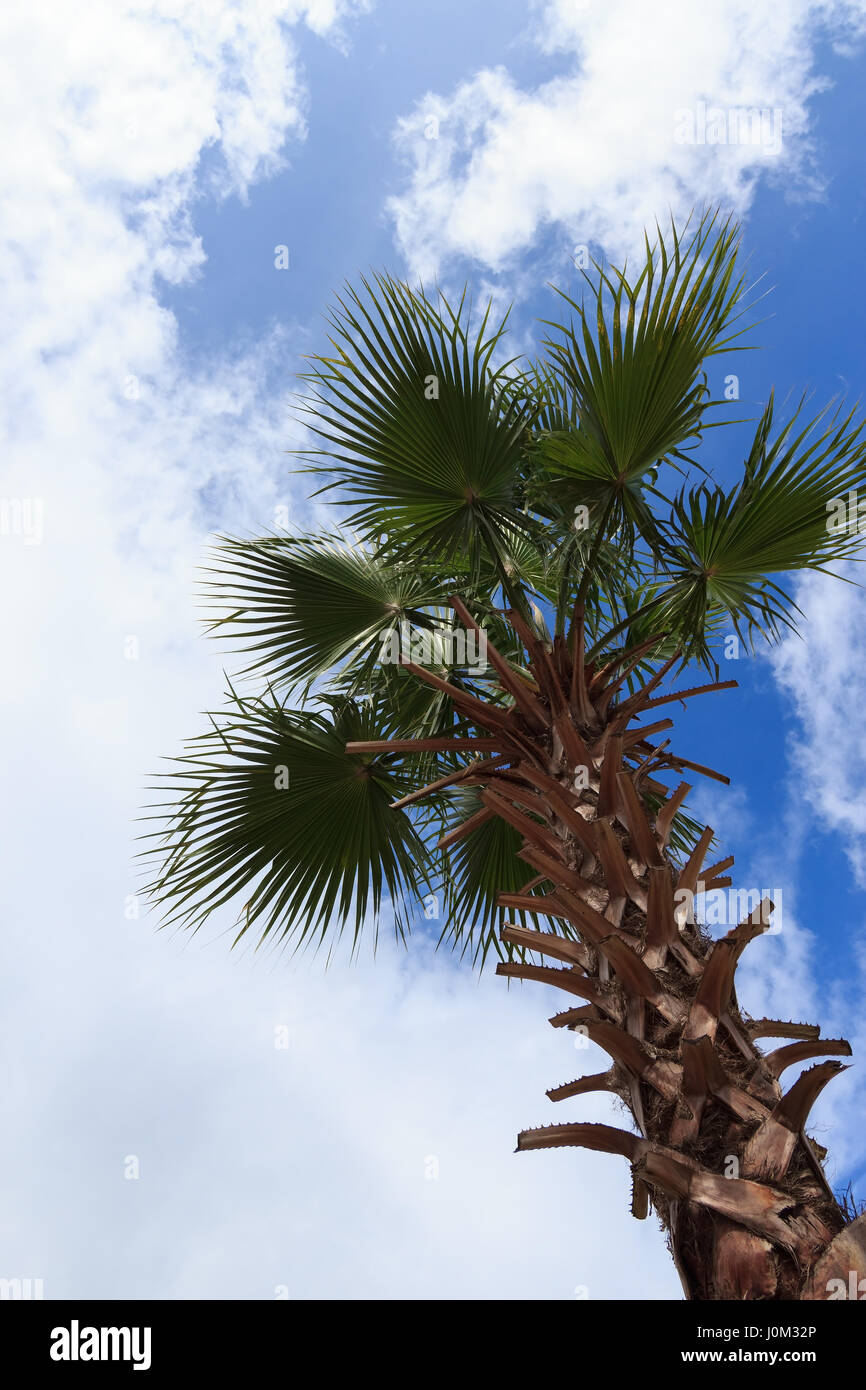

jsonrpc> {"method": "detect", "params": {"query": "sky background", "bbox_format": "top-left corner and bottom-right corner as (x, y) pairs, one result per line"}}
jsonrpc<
(3, 0), (866, 1300)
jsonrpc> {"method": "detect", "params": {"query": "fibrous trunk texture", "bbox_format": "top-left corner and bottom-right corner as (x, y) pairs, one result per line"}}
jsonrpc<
(349, 597), (864, 1300)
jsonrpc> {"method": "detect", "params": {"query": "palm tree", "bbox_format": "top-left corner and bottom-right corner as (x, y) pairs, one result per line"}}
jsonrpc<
(146, 212), (866, 1300)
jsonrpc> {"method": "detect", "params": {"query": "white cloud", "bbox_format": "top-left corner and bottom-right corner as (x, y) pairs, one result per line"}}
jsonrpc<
(769, 566), (866, 883)
(387, 0), (866, 278)
(0, 918), (678, 1296)
(0, 10), (351, 850)
(0, 0), (372, 710)
(819, 931), (866, 1180)
(723, 569), (866, 1189)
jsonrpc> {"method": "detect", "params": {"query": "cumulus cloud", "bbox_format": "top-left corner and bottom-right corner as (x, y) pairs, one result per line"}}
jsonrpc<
(670, 568), (866, 1186)
(716, 568), (866, 1189)
(387, 0), (866, 278)
(769, 566), (866, 883)
(0, 0), (376, 712)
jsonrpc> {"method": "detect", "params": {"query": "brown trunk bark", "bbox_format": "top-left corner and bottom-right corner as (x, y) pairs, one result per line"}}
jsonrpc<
(359, 600), (864, 1300)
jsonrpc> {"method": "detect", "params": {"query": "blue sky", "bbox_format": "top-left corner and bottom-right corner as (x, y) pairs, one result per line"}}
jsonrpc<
(3, 0), (866, 1301)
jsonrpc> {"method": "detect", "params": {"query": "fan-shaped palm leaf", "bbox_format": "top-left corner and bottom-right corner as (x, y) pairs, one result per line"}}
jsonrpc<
(533, 210), (753, 553)
(143, 694), (433, 952)
(200, 533), (456, 690)
(650, 393), (866, 657)
(297, 273), (534, 572)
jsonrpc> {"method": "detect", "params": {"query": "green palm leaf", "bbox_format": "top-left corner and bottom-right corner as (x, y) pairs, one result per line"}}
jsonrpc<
(651, 393), (866, 657)
(200, 533), (455, 690)
(438, 787), (558, 965)
(533, 210), (753, 550)
(297, 273), (534, 568)
(142, 694), (433, 952)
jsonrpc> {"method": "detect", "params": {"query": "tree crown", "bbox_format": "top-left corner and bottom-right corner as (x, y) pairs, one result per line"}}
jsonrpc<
(144, 212), (866, 961)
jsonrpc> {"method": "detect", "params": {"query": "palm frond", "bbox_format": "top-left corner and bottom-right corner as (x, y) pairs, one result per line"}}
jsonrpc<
(199, 533), (455, 690)
(533, 209), (753, 553)
(297, 273), (534, 567)
(652, 393), (866, 658)
(142, 694), (433, 953)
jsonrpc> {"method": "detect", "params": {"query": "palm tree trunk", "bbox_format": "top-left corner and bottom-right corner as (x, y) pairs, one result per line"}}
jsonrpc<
(362, 600), (864, 1300)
